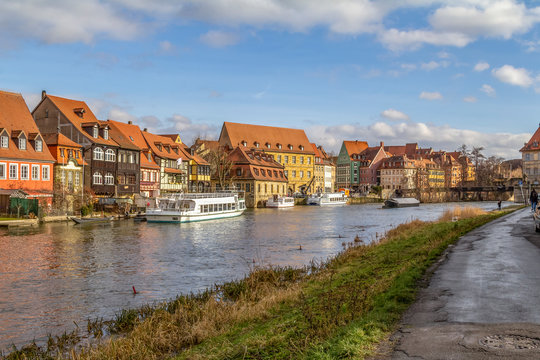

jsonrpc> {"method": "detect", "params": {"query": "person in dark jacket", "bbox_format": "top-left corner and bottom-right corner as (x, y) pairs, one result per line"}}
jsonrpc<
(530, 189), (538, 211)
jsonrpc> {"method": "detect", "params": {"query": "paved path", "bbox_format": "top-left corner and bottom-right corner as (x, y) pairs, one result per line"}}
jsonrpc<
(385, 208), (540, 359)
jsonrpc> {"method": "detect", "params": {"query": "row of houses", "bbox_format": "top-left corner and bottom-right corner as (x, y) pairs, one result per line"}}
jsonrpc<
(0, 88), (477, 212)
(0, 90), (213, 213)
(336, 140), (475, 194)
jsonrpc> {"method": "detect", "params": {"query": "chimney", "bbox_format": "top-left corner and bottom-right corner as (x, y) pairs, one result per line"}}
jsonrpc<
(41, 90), (46, 99)
(128, 121), (132, 125)
(143, 128), (147, 132)
(380, 141), (384, 147)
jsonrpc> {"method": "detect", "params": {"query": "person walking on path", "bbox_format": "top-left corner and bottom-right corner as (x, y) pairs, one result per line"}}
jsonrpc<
(530, 189), (538, 211)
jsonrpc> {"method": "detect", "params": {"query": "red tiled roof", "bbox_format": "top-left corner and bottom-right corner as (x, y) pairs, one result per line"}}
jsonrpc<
(521, 127), (540, 152)
(45, 95), (117, 147)
(142, 131), (191, 161)
(228, 147), (287, 182)
(0, 91), (55, 162)
(106, 120), (141, 151)
(41, 133), (81, 148)
(343, 140), (369, 159)
(220, 122), (314, 154)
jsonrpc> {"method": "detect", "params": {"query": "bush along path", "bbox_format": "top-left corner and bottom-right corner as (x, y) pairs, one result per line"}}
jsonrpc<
(5, 206), (518, 360)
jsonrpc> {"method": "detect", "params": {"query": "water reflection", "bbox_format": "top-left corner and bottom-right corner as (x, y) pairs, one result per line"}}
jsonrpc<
(0, 201), (508, 350)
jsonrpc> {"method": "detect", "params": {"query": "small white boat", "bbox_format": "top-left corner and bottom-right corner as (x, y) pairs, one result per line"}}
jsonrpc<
(383, 197), (420, 208)
(70, 216), (115, 224)
(145, 192), (246, 223)
(266, 195), (295, 208)
(307, 192), (348, 206)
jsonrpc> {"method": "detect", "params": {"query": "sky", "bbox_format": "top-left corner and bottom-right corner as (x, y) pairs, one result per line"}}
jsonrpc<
(1, 0), (540, 159)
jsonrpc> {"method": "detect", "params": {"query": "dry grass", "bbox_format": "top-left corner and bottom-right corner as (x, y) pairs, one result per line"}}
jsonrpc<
(439, 206), (488, 222)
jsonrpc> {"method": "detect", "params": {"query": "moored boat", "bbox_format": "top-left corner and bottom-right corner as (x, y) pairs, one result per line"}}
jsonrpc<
(307, 192), (348, 206)
(70, 216), (115, 224)
(266, 195), (295, 208)
(145, 192), (246, 223)
(383, 197), (420, 208)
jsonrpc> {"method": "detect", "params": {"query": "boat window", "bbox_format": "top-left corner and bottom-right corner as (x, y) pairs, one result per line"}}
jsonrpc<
(218, 204), (223, 211)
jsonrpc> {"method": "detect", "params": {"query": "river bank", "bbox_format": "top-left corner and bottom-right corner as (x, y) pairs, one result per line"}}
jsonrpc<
(4, 205), (520, 359)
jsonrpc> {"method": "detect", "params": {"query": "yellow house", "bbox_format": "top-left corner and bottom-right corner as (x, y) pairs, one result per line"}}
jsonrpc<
(218, 122), (315, 194)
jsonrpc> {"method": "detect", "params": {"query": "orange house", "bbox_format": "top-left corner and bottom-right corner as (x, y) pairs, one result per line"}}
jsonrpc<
(0, 91), (55, 212)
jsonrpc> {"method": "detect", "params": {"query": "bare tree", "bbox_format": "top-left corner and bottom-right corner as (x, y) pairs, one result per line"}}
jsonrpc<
(470, 146), (485, 185)
(206, 146), (235, 189)
(456, 144), (470, 187)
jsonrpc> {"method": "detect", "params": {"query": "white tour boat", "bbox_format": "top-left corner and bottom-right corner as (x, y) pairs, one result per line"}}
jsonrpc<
(145, 192), (246, 223)
(266, 195), (295, 208)
(307, 192), (348, 206)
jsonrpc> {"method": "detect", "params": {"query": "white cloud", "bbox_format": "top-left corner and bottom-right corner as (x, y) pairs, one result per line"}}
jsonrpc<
(401, 63), (417, 71)
(474, 61), (490, 71)
(463, 96), (477, 103)
(421, 61), (441, 71)
(438, 51), (450, 58)
(429, 1), (539, 40)
(0, 0), (139, 44)
(419, 91), (443, 100)
(307, 121), (530, 159)
(481, 84), (496, 96)
(200, 30), (240, 48)
(159, 40), (176, 54)
(492, 64), (533, 87)
(381, 109), (410, 121)
(378, 28), (473, 51)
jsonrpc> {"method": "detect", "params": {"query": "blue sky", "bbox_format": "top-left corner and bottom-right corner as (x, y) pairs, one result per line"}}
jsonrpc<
(1, 1), (540, 158)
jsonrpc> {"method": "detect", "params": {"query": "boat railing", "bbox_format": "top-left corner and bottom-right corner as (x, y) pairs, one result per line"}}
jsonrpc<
(157, 191), (245, 201)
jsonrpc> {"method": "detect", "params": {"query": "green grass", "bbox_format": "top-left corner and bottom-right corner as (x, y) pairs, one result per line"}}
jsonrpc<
(175, 211), (511, 359)
(4, 207), (517, 360)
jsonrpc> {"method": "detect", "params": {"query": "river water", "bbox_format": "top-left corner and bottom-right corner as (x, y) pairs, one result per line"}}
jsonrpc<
(0, 201), (508, 350)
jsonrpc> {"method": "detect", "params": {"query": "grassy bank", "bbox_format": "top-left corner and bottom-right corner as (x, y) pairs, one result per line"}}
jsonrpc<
(6, 206), (519, 360)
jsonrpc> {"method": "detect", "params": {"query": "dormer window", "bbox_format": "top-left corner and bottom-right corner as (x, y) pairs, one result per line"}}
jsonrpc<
(254, 142), (259, 148)
(288, 144), (293, 150)
(74, 108), (85, 118)
(129, 136), (134, 141)
(265, 142), (271, 149)
(1, 134), (8, 148)
(277, 143), (282, 149)
(93, 126), (98, 138)
(299, 145), (304, 151)
(103, 128), (109, 140)
(242, 140), (247, 147)
(19, 136), (26, 150)
(35, 139), (42, 152)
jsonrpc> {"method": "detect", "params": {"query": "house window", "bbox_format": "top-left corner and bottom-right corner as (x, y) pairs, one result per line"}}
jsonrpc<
(0, 163), (6, 179)
(292, 170), (296, 178)
(307, 157), (311, 164)
(300, 145), (304, 151)
(242, 141), (247, 147)
(266, 143), (271, 149)
(19, 137), (26, 150)
(42, 165), (50, 181)
(35, 139), (42, 152)
(284, 156), (288, 164)
(68, 149), (73, 158)
(60, 148), (65, 158)
(277, 155), (282, 163)
(277, 144), (282, 149)
(284, 170), (288, 177)
(75, 172), (80, 186)
(105, 172), (114, 185)
(93, 147), (104, 160)
(31, 165), (39, 180)
(300, 157), (304, 164)
(93, 172), (103, 185)
(236, 169), (242, 176)
(292, 156), (296, 164)
(103, 128), (109, 140)
(300, 170), (304, 178)
(0, 135), (8, 148)
(307, 171), (311, 178)
(9, 164), (17, 180)
(288, 144), (293, 150)
(128, 153), (134, 163)
(105, 149), (116, 162)
(75, 150), (80, 159)
(93, 126), (98, 138)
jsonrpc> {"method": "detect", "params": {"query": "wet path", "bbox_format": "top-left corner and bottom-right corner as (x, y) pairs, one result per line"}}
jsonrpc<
(389, 208), (540, 359)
